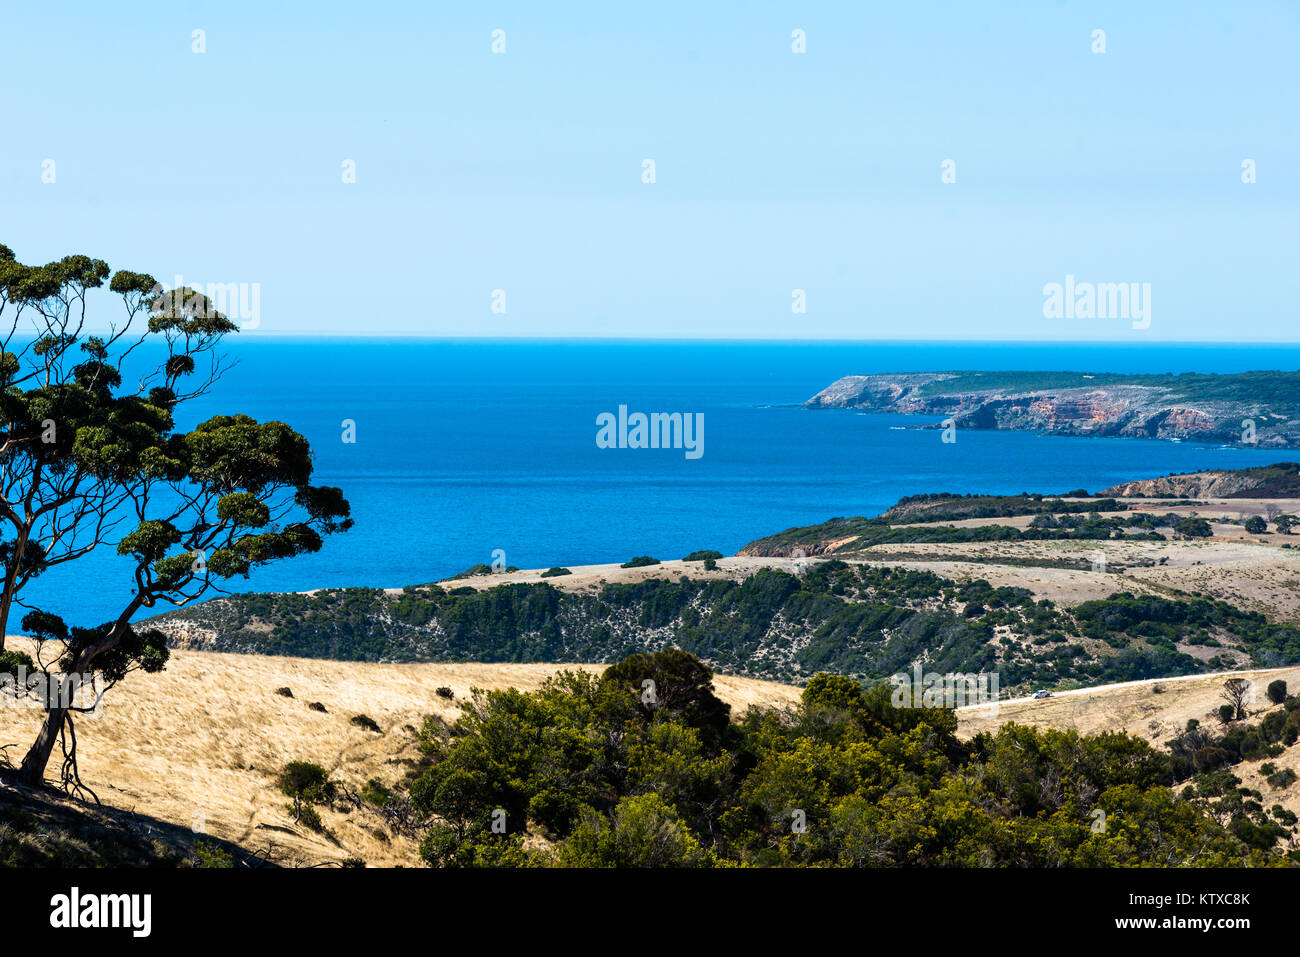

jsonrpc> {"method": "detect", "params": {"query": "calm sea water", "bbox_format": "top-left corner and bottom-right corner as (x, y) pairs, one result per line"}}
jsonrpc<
(23, 338), (1300, 627)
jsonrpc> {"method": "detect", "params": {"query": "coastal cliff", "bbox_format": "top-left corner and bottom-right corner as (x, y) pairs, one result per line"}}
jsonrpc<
(804, 370), (1300, 447)
(1098, 462), (1300, 498)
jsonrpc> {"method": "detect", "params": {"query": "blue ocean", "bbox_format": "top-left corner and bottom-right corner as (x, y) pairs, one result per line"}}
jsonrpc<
(28, 339), (1300, 627)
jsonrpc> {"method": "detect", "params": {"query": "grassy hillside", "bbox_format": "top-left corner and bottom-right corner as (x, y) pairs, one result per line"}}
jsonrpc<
(0, 640), (800, 867)
(0, 783), (266, 868)
(147, 560), (1300, 692)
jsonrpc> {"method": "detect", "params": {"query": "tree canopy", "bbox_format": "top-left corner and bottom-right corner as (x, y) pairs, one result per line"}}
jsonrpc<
(0, 242), (351, 790)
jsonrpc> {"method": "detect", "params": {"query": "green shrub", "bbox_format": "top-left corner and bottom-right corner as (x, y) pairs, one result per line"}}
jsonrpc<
(541, 567), (572, 578)
(1175, 517), (1213, 538)
(192, 841), (234, 868)
(361, 778), (393, 806)
(350, 714), (381, 733)
(529, 788), (584, 838)
(291, 804), (324, 832)
(1267, 679), (1288, 704)
(0, 650), (35, 677)
(277, 761), (337, 817)
(1266, 768), (1297, 790)
(621, 556), (661, 568)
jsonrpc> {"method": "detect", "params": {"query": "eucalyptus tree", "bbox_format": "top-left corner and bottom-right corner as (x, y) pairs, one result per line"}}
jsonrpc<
(0, 243), (351, 789)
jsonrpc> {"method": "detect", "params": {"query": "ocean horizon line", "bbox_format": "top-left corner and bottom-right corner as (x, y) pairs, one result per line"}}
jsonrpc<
(82, 333), (1300, 349)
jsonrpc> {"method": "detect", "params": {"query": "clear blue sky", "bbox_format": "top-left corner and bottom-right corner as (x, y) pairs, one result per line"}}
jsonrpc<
(1, 1), (1296, 340)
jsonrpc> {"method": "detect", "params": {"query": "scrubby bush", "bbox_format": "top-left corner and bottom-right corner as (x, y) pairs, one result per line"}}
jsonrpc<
(1266, 768), (1297, 790)
(278, 761), (336, 830)
(294, 805), (324, 832)
(192, 841), (234, 868)
(540, 567), (572, 578)
(275, 686), (294, 698)
(620, 556), (661, 568)
(683, 550), (723, 562)
(396, 649), (1289, 868)
(361, 778), (393, 806)
(351, 714), (381, 732)
(1267, 679), (1288, 704)
(308, 701), (327, 713)
(1175, 517), (1213, 538)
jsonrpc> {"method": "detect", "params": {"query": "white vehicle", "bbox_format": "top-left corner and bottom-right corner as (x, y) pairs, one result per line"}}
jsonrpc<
(1032, 690), (1052, 699)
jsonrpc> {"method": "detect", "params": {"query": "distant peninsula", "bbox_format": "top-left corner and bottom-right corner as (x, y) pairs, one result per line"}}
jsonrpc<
(803, 370), (1300, 447)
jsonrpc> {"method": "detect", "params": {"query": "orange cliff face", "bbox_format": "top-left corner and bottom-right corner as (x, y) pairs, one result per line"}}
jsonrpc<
(1026, 392), (1130, 429)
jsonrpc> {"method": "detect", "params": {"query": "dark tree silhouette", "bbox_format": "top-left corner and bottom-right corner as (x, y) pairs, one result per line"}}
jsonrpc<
(0, 243), (351, 790)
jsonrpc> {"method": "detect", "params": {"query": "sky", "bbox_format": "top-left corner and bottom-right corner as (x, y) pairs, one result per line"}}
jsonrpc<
(0, 1), (1296, 340)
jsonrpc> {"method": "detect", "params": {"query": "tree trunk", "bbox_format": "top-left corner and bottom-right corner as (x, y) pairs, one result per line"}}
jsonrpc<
(14, 594), (142, 788)
(16, 705), (64, 787)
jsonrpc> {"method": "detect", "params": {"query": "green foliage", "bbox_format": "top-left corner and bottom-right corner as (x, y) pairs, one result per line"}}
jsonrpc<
(277, 761), (336, 808)
(620, 556), (661, 568)
(1267, 768), (1297, 790)
(150, 563), (1300, 691)
(400, 650), (1281, 868)
(292, 804), (324, 832)
(1175, 517), (1213, 538)
(550, 794), (714, 867)
(0, 241), (353, 786)
(600, 648), (732, 751)
(683, 550), (724, 561)
(540, 567), (572, 578)
(0, 649), (34, 677)
(361, 778), (393, 806)
(192, 841), (235, 868)
(1267, 679), (1288, 704)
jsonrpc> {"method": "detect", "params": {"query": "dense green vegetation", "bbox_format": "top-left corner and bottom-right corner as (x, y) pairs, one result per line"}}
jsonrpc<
(395, 649), (1290, 868)
(913, 370), (1300, 410)
(743, 509), (1215, 555)
(150, 561), (1300, 690)
(883, 492), (1127, 523)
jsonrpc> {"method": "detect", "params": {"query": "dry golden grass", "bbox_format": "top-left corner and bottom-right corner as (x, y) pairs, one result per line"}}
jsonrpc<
(959, 666), (1300, 819)
(0, 638), (802, 867)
